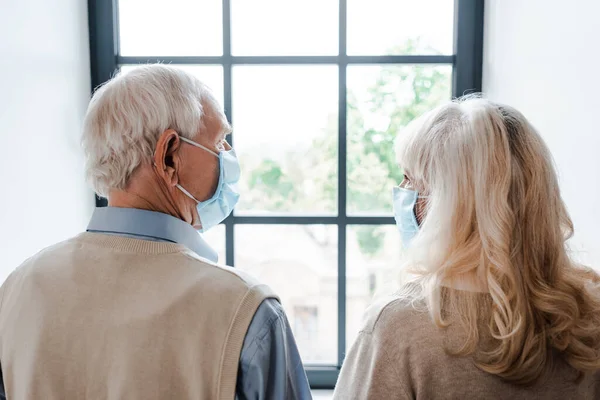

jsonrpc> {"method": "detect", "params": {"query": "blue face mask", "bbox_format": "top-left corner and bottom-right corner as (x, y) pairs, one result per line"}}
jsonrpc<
(392, 186), (428, 247)
(176, 137), (240, 233)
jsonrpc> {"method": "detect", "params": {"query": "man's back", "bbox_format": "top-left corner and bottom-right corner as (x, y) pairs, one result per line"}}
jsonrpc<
(0, 233), (274, 400)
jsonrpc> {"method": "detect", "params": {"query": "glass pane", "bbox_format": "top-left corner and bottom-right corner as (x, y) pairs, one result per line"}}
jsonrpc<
(346, 65), (452, 215)
(347, 0), (454, 55)
(233, 66), (338, 215)
(235, 225), (338, 364)
(202, 224), (226, 264)
(119, 65), (224, 106)
(346, 225), (402, 349)
(231, 0), (338, 55)
(118, 0), (222, 56)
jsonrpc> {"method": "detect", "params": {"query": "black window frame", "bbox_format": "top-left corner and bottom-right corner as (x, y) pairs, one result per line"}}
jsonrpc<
(87, 0), (484, 389)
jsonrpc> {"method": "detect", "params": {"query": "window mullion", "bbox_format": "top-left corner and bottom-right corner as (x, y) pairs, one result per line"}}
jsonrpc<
(223, 0), (235, 267)
(337, 0), (348, 368)
(452, 0), (484, 97)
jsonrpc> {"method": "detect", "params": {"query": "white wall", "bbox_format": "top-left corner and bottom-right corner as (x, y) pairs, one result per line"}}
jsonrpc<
(483, 0), (600, 268)
(0, 0), (94, 281)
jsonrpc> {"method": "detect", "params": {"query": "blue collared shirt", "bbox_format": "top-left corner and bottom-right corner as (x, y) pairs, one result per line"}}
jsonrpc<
(87, 207), (312, 400)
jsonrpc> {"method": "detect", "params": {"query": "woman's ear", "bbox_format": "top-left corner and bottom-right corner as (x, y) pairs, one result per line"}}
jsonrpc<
(154, 129), (181, 187)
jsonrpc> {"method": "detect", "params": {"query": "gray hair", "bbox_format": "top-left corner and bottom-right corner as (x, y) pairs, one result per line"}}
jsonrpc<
(81, 64), (221, 197)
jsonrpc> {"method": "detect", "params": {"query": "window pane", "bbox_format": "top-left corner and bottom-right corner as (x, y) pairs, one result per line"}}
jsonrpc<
(235, 225), (338, 364)
(202, 224), (226, 264)
(231, 0), (338, 55)
(233, 66), (338, 215)
(118, 0), (222, 56)
(346, 225), (401, 349)
(346, 65), (452, 215)
(347, 0), (454, 55)
(119, 65), (224, 106)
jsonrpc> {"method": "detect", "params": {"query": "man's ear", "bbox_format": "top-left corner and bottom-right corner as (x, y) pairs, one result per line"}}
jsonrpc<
(154, 129), (181, 187)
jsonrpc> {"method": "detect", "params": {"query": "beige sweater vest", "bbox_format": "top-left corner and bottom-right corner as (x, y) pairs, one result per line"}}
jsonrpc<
(0, 233), (276, 400)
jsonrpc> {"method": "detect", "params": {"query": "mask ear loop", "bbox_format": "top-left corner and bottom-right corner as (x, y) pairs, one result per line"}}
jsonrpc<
(151, 160), (195, 201)
(165, 137), (221, 204)
(179, 136), (219, 157)
(176, 184), (200, 203)
(414, 193), (430, 228)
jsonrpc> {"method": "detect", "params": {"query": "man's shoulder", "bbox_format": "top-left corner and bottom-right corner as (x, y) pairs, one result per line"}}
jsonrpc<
(179, 250), (275, 297)
(8, 234), (84, 275)
(0, 235), (88, 301)
(11, 234), (276, 300)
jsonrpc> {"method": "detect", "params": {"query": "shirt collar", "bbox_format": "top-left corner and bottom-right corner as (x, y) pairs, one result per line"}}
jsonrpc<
(86, 207), (218, 263)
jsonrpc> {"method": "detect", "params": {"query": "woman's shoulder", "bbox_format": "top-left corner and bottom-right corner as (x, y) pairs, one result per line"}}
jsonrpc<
(360, 293), (432, 338)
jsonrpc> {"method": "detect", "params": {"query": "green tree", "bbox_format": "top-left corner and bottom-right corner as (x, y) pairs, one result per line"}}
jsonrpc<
(243, 39), (451, 256)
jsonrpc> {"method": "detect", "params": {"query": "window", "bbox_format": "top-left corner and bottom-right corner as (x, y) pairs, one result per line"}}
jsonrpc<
(294, 306), (320, 361)
(89, 0), (483, 387)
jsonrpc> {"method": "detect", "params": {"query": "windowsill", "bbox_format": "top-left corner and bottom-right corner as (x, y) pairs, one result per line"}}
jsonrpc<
(312, 389), (334, 400)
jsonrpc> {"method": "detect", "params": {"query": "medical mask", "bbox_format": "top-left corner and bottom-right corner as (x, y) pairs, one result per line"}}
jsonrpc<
(392, 186), (428, 247)
(176, 137), (240, 233)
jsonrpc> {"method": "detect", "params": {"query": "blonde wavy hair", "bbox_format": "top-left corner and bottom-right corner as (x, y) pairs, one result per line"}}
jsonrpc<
(395, 95), (600, 385)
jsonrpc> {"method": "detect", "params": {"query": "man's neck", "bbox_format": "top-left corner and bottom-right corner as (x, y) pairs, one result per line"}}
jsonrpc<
(107, 166), (193, 225)
(108, 191), (162, 211)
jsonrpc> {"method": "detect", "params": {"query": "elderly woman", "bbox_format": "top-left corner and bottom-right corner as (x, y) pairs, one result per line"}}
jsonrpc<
(0, 65), (310, 399)
(334, 97), (600, 399)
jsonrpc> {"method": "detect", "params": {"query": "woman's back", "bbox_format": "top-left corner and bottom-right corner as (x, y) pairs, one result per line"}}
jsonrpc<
(334, 293), (600, 400)
(334, 97), (600, 398)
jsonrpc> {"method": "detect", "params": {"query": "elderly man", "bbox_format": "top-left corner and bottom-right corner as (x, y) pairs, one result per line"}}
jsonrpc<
(0, 65), (311, 399)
